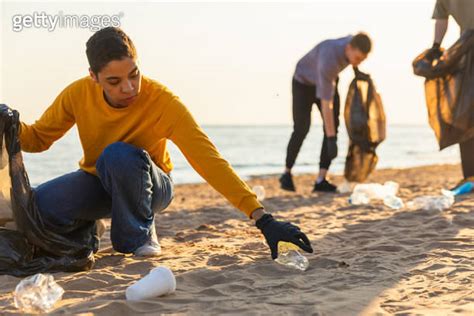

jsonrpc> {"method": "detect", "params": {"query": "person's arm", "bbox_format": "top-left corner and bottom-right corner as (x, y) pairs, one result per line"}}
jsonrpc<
(317, 58), (339, 160)
(434, 19), (448, 45)
(168, 99), (312, 258)
(320, 98), (338, 160)
(168, 100), (263, 218)
(316, 51), (338, 137)
(19, 85), (75, 152)
(321, 99), (336, 137)
(432, 0), (449, 46)
(250, 207), (265, 221)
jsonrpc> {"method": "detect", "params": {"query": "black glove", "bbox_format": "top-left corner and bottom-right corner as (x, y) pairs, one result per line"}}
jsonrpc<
(327, 136), (338, 160)
(0, 104), (15, 129)
(426, 43), (442, 61)
(256, 213), (313, 259)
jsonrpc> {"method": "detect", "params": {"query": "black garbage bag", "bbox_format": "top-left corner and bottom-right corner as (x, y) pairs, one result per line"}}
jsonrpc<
(413, 30), (474, 150)
(344, 68), (386, 182)
(0, 110), (97, 276)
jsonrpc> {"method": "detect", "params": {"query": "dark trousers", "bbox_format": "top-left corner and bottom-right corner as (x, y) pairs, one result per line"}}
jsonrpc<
(460, 137), (474, 178)
(285, 78), (340, 170)
(34, 142), (173, 254)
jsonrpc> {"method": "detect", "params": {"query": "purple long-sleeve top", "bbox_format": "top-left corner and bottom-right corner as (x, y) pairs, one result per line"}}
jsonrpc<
(294, 35), (352, 101)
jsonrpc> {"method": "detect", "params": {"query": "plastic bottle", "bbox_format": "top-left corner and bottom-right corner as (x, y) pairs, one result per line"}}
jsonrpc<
(14, 273), (64, 313)
(407, 195), (454, 211)
(349, 192), (370, 205)
(337, 181), (353, 193)
(383, 195), (404, 209)
(252, 185), (265, 201)
(349, 181), (402, 209)
(382, 181), (400, 197)
(274, 242), (309, 271)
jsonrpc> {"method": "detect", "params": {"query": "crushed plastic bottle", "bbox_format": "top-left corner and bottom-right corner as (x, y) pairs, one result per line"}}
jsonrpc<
(407, 195), (454, 211)
(383, 195), (404, 209)
(14, 273), (64, 313)
(274, 241), (309, 271)
(349, 181), (402, 209)
(349, 191), (370, 205)
(337, 181), (353, 193)
(252, 185), (265, 201)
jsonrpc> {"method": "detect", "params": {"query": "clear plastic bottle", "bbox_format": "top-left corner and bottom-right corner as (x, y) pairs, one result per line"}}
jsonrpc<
(350, 181), (403, 209)
(383, 195), (404, 209)
(407, 195), (454, 211)
(14, 273), (64, 313)
(274, 242), (309, 271)
(337, 181), (353, 193)
(349, 192), (370, 205)
(252, 185), (266, 201)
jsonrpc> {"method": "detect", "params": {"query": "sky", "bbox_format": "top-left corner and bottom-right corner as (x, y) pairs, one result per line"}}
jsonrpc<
(0, 0), (461, 125)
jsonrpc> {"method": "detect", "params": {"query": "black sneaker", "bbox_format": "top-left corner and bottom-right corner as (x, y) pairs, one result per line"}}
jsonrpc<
(279, 172), (296, 192)
(312, 179), (337, 193)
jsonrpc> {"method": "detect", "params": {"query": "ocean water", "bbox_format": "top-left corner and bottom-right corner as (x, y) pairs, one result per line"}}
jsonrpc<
(23, 125), (460, 187)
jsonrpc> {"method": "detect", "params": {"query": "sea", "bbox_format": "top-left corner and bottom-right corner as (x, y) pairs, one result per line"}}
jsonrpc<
(23, 125), (460, 187)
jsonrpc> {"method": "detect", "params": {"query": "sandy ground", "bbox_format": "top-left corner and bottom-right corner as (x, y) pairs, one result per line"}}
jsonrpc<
(0, 164), (473, 315)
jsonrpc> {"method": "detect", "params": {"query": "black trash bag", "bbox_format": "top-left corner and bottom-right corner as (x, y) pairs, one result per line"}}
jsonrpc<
(0, 110), (97, 277)
(344, 143), (378, 183)
(344, 68), (386, 182)
(413, 30), (474, 150)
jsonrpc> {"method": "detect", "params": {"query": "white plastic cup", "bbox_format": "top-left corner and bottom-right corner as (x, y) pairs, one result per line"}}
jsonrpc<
(125, 266), (176, 300)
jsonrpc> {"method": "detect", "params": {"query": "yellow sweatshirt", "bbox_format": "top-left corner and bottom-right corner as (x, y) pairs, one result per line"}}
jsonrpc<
(19, 76), (262, 217)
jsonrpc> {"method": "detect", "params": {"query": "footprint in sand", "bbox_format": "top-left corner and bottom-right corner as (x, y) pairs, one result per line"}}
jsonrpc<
(206, 254), (240, 266)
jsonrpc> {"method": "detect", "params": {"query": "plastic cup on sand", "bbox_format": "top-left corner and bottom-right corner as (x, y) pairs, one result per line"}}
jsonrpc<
(125, 266), (176, 300)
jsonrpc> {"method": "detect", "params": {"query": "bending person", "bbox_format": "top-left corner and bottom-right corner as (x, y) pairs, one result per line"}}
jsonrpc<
(0, 27), (312, 261)
(280, 33), (371, 193)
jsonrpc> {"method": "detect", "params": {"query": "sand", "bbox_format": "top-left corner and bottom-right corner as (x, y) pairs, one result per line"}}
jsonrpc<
(0, 164), (472, 315)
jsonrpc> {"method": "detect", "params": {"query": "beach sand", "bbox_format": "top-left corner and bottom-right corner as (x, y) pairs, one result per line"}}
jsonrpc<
(0, 164), (472, 315)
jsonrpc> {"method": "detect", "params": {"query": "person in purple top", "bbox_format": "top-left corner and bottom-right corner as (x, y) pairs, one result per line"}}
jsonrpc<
(280, 33), (372, 192)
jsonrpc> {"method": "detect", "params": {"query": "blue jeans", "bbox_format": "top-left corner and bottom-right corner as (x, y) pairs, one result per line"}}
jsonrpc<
(34, 142), (173, 254)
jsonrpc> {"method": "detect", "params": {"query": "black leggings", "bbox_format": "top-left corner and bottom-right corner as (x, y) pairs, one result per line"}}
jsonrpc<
(285, 78), (340, 170)
(460, 137), (474, 178)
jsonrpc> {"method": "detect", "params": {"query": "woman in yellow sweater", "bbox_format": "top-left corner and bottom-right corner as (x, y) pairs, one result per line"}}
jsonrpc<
(1, 27), (312, 259)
